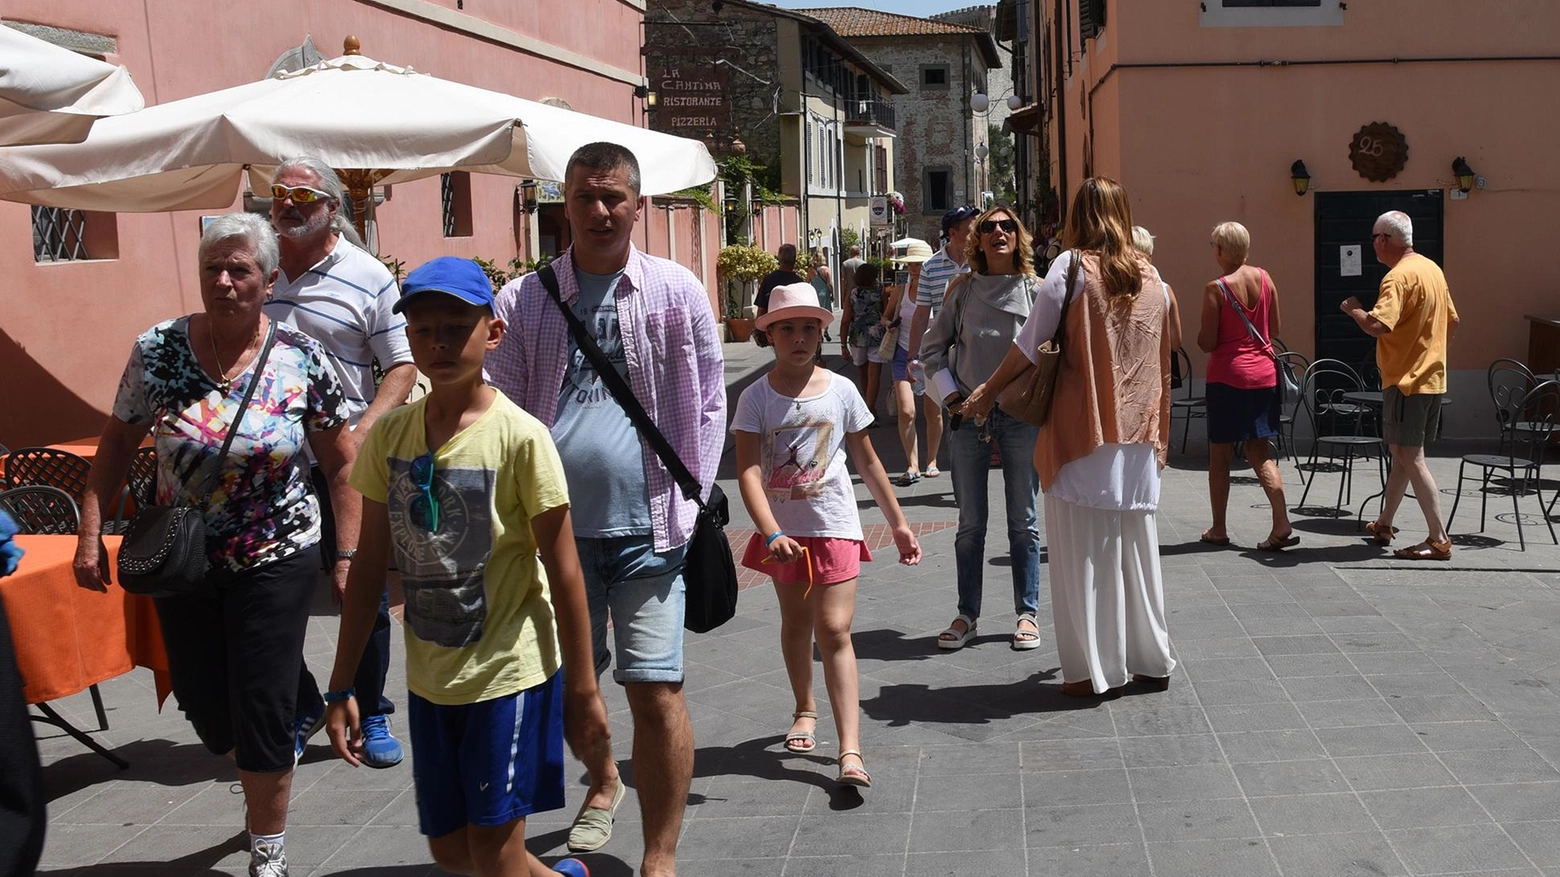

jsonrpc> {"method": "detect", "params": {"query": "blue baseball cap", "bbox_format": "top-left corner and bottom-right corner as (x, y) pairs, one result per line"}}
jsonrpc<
(941, 205), (979, 236)
(393, 257), (495, 314)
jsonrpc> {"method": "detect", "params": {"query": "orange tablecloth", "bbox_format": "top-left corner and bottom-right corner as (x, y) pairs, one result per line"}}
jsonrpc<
(2, 534), (170, 706)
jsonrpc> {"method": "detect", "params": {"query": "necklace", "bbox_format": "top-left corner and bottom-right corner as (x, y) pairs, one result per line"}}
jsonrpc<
(772, 368), (814, 411)
(210, 317), (261, 394)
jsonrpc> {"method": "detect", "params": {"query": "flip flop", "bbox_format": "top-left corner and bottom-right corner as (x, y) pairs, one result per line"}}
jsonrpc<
(1394, 539), (1452, 561)
(1257, 533), (1301, 552)
(937, 614), (976, 650)
(924, 466), (941, 478)
(784, 710), (818, 753)
(1199, 533), (1231, 547)
(896, 470), (921, 486)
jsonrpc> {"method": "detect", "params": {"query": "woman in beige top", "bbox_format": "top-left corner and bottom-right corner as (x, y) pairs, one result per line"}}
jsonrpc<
(965, 178), (1176, 697)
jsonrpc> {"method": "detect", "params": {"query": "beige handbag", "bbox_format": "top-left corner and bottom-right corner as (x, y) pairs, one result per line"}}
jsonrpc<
(874, 321), (901, 361)
(997, 252), (1080, 427)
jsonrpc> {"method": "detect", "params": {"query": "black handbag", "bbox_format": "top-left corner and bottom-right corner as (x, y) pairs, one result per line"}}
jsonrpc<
(537, 266), (738, 633)
(118, 320), (276, 598)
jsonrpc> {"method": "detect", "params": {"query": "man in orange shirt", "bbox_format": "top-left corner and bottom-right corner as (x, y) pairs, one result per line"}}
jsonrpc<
(1341, 210), (1460, 560)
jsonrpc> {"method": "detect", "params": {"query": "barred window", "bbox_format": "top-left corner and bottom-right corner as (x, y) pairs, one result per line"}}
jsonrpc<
(31, 206), (121, 262)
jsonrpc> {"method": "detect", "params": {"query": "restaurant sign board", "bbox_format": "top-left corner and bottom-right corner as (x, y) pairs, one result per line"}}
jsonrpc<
(651, 65), (730, 136)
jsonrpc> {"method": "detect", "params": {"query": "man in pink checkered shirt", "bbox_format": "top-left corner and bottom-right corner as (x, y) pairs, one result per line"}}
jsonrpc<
(487, 142), (724, 877)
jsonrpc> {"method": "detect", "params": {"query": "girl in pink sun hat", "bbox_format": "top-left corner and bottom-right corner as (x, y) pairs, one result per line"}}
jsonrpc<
(732, 282), (922, 790)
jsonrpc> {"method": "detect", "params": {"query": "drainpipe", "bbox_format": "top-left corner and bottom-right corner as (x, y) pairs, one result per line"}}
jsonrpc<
(962, 40), (973, 208)
(1053, 0), (1068, 222)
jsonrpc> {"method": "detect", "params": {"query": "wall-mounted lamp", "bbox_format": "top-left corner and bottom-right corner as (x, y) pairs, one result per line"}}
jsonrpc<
(1451, 156), (1476, 194)
(633, 84), (658, 109)
(723, 193), (739, 213)
(971, 92), (990, 114)
(1290, 160), (1311, 197)
(975, 143), (990, 161)
(519, 179), (538, 214)
(751, 201), (765, 215)
(1006, 94), (1024, 111)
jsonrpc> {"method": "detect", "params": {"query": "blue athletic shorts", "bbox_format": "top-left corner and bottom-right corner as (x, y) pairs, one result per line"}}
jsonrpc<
(407, 672), (566, 838)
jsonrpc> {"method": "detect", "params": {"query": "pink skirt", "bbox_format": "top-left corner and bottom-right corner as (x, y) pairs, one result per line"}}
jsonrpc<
(741, 534), (873, 587)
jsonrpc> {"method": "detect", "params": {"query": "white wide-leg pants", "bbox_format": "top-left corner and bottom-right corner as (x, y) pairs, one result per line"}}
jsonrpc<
(1045, 494), (1176, 694)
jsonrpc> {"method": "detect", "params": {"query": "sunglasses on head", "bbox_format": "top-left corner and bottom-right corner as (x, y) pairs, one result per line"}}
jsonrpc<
(978, 218), (1019, 235)
(408, 453), (440, 533)
(270, 184), (332, 204)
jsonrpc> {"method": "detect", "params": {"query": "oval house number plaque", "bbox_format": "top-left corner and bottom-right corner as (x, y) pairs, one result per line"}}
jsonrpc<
(1349, 122), (1408, 183)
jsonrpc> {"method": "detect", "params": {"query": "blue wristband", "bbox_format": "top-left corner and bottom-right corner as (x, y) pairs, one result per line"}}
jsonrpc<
(322, 688), (355, 703)
(765, 530), (784, 547)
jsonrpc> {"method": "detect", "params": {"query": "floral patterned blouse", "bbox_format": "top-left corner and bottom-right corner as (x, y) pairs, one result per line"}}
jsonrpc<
(113, 316), (347, 571)
(847, 285), (886, 349)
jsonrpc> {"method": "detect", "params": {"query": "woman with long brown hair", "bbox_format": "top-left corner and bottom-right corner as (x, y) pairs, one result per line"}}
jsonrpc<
(964, 178), (1176, 696)
(920, 204), (1043, 652)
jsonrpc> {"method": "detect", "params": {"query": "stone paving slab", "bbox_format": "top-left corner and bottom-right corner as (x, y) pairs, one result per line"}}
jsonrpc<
(30, 343), (1560, 875)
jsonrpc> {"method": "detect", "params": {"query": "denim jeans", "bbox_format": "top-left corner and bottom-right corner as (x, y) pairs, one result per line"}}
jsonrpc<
(947, 409), (1042, 620)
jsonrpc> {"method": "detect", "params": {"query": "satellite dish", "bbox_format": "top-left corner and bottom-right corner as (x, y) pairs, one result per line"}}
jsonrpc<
(266, 36), (324, 79)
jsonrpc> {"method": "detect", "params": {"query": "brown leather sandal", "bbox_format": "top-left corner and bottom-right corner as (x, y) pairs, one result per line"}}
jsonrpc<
(1364, 521), (1397, 545)
(1393, 539), (1452, 561)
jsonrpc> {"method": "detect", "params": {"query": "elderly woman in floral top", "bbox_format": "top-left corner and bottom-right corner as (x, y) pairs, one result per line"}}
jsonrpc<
(73, 212), (355, 877)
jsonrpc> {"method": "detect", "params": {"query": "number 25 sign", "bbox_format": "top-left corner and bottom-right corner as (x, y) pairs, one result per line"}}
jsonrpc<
(1349, 122), (1409, 183)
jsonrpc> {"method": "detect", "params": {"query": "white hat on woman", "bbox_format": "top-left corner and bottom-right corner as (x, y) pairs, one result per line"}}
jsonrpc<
(893, 238), (934, 263)
(756, 282), (835, 331)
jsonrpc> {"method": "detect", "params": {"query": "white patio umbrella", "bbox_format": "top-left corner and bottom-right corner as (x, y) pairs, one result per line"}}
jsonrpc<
(0, 40), (715, 233)
(0, 26), (145, 147)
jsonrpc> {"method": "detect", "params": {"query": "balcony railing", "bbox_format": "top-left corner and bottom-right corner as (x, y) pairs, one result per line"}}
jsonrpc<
(846, 98), (896, 131)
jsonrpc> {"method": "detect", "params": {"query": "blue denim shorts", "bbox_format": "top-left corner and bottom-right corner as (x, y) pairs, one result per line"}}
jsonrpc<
(575, 536), (688, 684)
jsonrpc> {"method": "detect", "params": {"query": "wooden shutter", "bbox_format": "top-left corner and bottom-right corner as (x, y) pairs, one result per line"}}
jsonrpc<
(1079, 0), (1105, 40)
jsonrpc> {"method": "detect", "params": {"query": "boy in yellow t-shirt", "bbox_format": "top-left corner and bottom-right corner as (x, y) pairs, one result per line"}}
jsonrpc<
(324, 257), (602, 877)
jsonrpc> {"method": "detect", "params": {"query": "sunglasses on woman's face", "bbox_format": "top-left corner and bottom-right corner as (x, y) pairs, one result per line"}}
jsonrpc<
(408, 453), (440, 532)
(978, 219), (1019, 235)
(270, 184), (332, 204)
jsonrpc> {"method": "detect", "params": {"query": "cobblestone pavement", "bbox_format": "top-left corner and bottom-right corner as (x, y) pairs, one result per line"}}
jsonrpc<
(33, 342), (1560, 876)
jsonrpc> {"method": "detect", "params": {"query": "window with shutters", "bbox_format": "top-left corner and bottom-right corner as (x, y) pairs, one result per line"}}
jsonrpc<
(1203, 0), (1341, 26)
(440, 171), (472, 237)
(875, 145), (889, 194)
(1078, 0), (1105, 41)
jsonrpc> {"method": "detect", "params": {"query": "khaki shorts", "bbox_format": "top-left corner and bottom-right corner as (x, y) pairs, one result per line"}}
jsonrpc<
(1382, 386), (1443, 448)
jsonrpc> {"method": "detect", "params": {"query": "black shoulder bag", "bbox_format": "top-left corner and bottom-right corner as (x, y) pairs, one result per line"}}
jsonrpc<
(536, 266), (738, 633)
(118, 320), (277, 598)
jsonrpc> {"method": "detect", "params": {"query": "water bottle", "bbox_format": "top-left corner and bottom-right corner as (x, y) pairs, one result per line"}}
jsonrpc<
(909, 358), (926, 396)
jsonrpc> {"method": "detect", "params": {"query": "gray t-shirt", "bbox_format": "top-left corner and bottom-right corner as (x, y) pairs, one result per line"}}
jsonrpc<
(551, 268), (652, 537)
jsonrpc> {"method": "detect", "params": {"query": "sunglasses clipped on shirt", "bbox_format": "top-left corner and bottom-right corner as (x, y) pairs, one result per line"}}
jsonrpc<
(978, 218), (1019, 235)
(409, 452), (440, 533)
(270, 184), (333, 204)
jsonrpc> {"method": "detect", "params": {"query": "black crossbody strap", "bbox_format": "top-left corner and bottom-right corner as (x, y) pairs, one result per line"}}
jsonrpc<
(537, 265), (707, 509)
(181, 319), (278, 505)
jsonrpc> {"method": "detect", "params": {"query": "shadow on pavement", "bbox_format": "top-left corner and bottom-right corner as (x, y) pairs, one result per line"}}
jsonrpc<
(43, 739), (236, 804)
(861, 670), (1083, 727)
(72, 829), (244, 876)
(685, 734), (839, 795)
(851, 627), (941, 662)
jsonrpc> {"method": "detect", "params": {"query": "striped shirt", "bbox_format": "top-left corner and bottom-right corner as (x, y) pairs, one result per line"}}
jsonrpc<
(487, 246), (726, 553)
(916, 246), (969, 315)
(263, 236), (411, 425)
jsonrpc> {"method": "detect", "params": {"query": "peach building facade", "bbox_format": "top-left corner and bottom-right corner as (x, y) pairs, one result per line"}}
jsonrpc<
(1, 0), (722, 446)
(1032, 0), (1560, 438)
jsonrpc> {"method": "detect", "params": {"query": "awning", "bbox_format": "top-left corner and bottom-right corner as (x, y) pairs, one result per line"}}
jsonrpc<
(1004, 103), (1044, 136)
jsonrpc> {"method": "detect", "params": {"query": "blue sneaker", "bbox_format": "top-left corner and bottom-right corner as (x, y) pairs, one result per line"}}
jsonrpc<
(292, 703), (325, 765)
(552, 859), (589, 877)
(360, 714), (404, 768)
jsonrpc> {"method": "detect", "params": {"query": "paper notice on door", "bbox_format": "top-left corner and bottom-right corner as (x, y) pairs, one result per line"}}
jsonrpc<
(1340, 245), (1362, 277)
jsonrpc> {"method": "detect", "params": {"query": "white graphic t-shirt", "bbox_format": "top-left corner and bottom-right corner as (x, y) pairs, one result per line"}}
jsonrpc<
(731, 371), (873, 540)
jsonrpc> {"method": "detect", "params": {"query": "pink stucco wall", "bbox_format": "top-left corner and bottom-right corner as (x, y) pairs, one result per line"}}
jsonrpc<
(1, 0), (724, 446)
(1039, 1), (1560, 435)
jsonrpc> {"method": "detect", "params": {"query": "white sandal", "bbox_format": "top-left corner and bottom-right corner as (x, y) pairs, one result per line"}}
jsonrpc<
(1012, 613), (1042, 651)
(937, 614), (977, 650)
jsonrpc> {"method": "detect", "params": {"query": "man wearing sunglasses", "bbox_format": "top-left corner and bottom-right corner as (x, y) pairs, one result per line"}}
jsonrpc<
(263, 157), (418, 770)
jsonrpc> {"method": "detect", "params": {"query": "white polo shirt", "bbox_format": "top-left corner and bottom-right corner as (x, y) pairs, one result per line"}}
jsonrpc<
(263, 236), (411, 426)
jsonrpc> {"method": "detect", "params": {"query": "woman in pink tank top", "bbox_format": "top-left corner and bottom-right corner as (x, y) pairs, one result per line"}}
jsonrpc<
(1196, 222), (1295, 551)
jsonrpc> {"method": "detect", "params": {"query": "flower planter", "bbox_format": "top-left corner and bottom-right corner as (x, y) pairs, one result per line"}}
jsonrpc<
(725, 317), (755, 343)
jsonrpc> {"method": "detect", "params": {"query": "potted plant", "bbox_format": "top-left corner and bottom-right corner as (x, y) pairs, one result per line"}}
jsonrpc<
(716, 244), (777, 342)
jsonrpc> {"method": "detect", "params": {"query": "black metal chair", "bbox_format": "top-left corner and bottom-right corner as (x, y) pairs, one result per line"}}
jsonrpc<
(1296, 359), (1383, 514)
(1275, 351), (1311, 462)
(2, 447), (91, 503)
(0, 485), (80, 534)
(1448, 380), (1559, 551)
(1171, 347), (1206, 453)
(126, 446), (159, 508)
(1488, 358), (1539, 445)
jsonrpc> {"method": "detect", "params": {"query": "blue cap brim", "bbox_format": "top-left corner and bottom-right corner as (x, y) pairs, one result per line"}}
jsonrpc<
(391, 287), (493, 314)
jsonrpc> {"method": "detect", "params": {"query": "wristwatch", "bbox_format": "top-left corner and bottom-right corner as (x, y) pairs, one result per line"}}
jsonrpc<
(336, 549), (357, 562)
